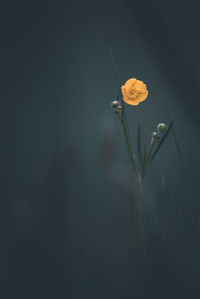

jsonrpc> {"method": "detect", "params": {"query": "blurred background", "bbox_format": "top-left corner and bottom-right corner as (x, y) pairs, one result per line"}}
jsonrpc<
(0, 0), (199, 298)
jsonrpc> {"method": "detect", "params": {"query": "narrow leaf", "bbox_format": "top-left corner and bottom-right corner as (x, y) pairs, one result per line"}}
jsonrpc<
(108, 46), (123, 104)
(166, 110), (186, 177)
(108, 46), (132, 152)
(142, 143), (147, 170)
(137, 123), (143, 168)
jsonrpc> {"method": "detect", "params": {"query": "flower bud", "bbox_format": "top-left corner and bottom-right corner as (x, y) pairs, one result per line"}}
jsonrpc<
(111, 100), (123, 121)
(152, 132), (157, 138)
(157, 123), (166, 133)
(111, 100), (120, 109)
(152, 131), (160, 141)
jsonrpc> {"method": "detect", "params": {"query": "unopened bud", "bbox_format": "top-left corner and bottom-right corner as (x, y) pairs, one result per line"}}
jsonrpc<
(111, 100), (120, 109)
(115, 105), (122, 113)
(152, 132), (157, 138)
(111, 100), (123, 121)
(157, 123), (166, 133)
(152, 131), (160, 141)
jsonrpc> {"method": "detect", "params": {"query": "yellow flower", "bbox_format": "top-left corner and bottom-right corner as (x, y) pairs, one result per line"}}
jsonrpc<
(121, 78), (148, 106)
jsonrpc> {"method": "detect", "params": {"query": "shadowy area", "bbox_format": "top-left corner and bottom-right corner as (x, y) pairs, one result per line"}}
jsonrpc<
(0, 1), (199, 298)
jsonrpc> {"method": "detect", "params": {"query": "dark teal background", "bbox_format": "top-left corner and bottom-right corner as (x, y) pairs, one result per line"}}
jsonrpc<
(0, 1), (199, 298)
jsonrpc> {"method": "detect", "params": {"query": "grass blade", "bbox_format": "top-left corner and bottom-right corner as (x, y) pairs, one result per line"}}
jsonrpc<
(166, 110), (186, 177)
(142, 143), (147, 174)
(108, 46), (136, 165)
(108, 46), (123, 105)
(137, 123), (143, 168)
(171, 125), (186, 176)
(143, 144), (147, 164)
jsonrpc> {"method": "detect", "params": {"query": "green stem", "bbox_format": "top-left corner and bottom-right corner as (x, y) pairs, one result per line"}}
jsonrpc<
(119, 115), (146, 253)
(120, 118), (141, 184)
(142, 138), (156, 179)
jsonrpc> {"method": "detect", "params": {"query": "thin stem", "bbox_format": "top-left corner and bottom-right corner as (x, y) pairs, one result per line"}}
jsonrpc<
(118, 114), (146, 252)
(108, 46), (123, 103)
(108, 46), (146, 252)
(120, 118), (141, 184)
(165, 110), (186, 177)
(137, 123), (143, 169)
(142, 138), (156, 179)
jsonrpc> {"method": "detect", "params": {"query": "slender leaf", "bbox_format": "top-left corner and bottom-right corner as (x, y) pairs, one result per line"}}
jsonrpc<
(108, 46), (133, 160)
(137, 123), (143, 168)
(142, 143), (147, 171)
(166, 110), (186, 177)
(108, 46), (123, 104)
(143, 144), (147, 163)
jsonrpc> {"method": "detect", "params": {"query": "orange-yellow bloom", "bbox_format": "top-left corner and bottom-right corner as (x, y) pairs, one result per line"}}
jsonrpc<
(121, 78), (148, 106)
